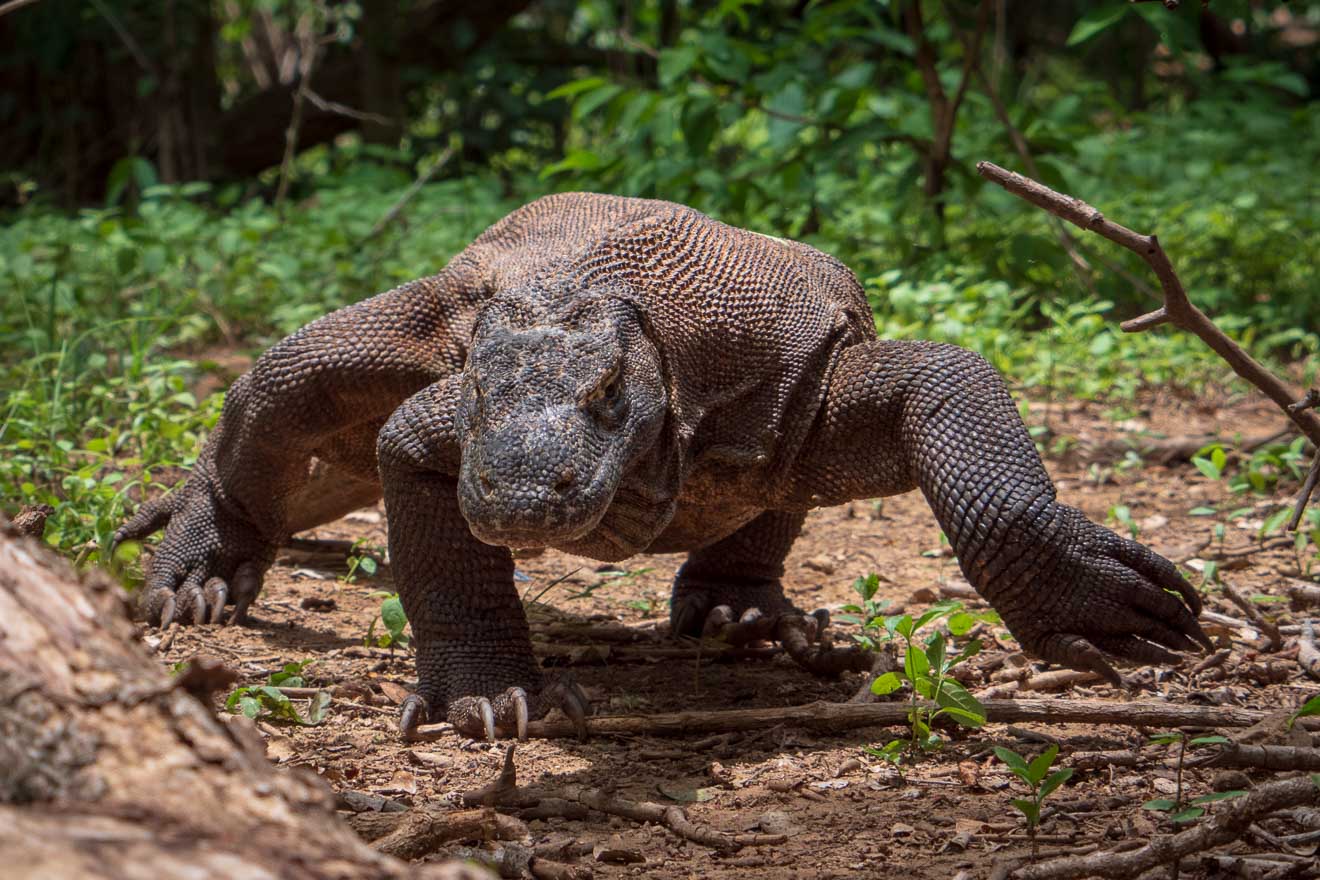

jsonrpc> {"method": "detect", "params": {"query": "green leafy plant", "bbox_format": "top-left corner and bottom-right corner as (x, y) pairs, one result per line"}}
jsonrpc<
(994, 744), (1073, 854)
(364, 592), (411, 649)
(865, 600), (991, 760)
(224, 659), (330, 725)
(1143, 731), (1244, 824)
(340, 537), (383, 584)
(838, 573), (890, 651)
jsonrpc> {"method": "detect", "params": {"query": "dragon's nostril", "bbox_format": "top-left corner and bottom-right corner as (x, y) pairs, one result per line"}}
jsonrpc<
(478, 470), (494, 495)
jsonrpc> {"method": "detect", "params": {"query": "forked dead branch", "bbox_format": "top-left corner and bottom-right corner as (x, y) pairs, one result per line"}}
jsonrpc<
(975, 161), (1320, 532)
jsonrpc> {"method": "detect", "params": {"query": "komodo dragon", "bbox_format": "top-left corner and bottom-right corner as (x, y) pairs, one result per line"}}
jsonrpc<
(114, 193), (1211, 740)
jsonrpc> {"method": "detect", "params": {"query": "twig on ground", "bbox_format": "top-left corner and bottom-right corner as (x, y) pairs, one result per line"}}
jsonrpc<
(1221, 580), (1283, 652)
(1190, 648), (1233, 675)
(364, 145), (456, 241)
(462, 744), (520, 807)
(1011, 775), (1320, 879)
(978, 668), (1106, 700)
(410, 698), (1320, 741)
(1288, 582), (1320, 611)
(1187, 743), (1320, 772)
(349, 807), (527, 859)
(1070, 750), (1144, 770)
(1298, 621), (1320, 680)
(557, 785), (784, 852)
(975, 161), (1320, 531)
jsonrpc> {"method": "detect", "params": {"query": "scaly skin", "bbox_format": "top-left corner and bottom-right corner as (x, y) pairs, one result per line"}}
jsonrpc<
(116, 193), (1210, 740)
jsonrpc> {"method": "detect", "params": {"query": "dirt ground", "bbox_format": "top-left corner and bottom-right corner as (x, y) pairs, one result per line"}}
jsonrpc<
(149, 389), (1320, 879)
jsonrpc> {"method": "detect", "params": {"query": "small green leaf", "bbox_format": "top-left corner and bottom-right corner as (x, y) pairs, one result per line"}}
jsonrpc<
(1170, 807), (1205, 823)
(1189, 735), (1230, 745)
(1027, 745), (1059, 785)
(1190, 790), (1245, 805)
(871, 671), (905, 696)
(1066, 5), (1130, 47)
(1038, 768), (1073, 800)
(994, 747), (1030, 779)
(1011, 798), (1040, 824)
(1191, 456), (1222, 480)
(1288, 695), (1320, 728)
(1143, 798), (1177, 812)
(904, 645), (931, 680)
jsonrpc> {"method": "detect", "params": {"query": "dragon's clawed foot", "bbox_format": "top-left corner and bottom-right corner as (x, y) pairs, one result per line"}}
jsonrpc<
(674, 592), (872, 676)
(400, 676), (592, 742)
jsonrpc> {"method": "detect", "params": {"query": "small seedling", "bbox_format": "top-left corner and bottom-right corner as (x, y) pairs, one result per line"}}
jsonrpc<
(224, 659), (329, 725)
(865, 600), (993, 760)
(838, 573), (890, 650)
(364, 592), (411, 649)
(565, 566), (654, 601)
(994, 744), (1073, 855)
(1143, 731), (1244, 823)
(339, 537), (383, 584)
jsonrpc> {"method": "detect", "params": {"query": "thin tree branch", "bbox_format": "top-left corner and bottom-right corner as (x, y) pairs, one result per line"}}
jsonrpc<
(303, 89), (396, 126)
(87, 0), (158, 76)
(976, 160), (1320, 529)
(362, 145), (456, 242)
(1013, 775), (1320, 879)
(273, 22), (321, 214)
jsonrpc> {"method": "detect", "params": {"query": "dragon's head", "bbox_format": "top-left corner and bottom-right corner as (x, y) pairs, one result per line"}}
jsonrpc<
(456, 284), (667, 548)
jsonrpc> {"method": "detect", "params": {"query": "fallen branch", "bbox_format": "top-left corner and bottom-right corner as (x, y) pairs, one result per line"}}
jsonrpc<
(1070, 750), (1144, 770)
(1012, 775), (1320, 879)
(558, 785), (784, 852)
(976, 161), (1320, 531)
(1188, 744), (1320, 772)
(1299, 621), (1320, 680)
(413, 698), (1319, 741)
(350, 807), (528, 860)
(1289, 582), (1320, 611)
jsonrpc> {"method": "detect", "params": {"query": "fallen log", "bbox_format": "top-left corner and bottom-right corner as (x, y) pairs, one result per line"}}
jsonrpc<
(414, 698), (1319, 741)
(0, 519), (482, 880)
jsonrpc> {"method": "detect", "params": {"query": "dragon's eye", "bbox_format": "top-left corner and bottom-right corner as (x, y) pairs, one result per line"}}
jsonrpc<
(602, 372), (622, 403)
(584, 367), (622, 407)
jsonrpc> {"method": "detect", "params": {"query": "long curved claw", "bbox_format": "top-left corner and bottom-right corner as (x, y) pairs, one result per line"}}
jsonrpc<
(478, 697), (497, 742)
(511, 688), (529, 742)
(158, 594), (177, 630)
(228, 562), (262, 626)
(671, 593), (710, 639)
(702, 604), (736, 638)
(1040, 633), (1123, 688)
(204, 578), (228, 625)
(400, 694), (430, 740)
(562, 681), (590, 741)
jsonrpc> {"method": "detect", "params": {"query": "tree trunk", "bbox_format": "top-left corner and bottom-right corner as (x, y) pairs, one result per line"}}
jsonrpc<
(0, 519), (484, 880)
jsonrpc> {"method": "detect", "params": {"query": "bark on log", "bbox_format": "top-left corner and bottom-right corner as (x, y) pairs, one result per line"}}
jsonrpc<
(0, 519), (485, 880)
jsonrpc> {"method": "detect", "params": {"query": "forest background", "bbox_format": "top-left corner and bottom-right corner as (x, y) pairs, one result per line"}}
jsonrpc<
(0, 0), (1316, 566)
